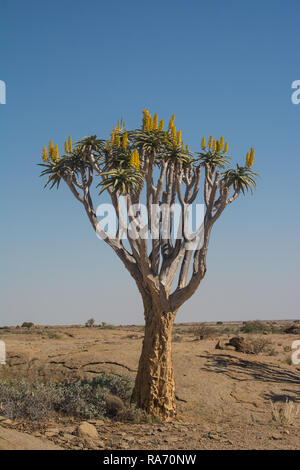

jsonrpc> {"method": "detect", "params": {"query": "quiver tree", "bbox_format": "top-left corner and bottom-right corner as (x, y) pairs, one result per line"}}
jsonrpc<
(39, 111), (258, 420)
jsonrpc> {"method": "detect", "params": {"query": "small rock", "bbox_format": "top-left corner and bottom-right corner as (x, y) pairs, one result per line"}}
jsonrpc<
(272, 433), (282, 440)
(206, 432), (220, 440)
(61, 426), (75, 434)
(93, 419), (105, 426)
(1, 419), (13, 425)
(46, 427), (60, 433)
(123, 436), (135, 442)
(59, 433), (76, 442)
(76, 422), (99, 440)
(45, 431), (58, 438)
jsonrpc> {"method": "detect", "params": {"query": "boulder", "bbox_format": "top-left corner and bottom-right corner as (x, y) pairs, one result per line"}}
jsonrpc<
(76, 421), (99, 440)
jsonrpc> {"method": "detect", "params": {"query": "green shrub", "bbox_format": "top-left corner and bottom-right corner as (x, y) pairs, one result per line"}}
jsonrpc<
(240, 320), (267, 334)
(21, 322), (34, 328)
(0, 372), (134, 422)
(88, 373), (133, 401)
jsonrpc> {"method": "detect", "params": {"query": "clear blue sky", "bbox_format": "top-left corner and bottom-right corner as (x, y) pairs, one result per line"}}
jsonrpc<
(0, 0), (299, 326)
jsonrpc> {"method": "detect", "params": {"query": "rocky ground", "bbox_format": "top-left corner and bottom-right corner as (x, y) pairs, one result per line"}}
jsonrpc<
(0, 321), (299, 450)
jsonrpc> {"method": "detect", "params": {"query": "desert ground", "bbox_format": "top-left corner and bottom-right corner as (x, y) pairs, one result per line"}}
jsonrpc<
(0, 320), (299, 450)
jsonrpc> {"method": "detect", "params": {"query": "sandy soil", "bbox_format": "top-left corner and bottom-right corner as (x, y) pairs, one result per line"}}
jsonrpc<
(0, 322), (299, 450)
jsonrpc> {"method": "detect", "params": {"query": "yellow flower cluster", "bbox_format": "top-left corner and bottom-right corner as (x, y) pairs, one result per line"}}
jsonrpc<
(201, 135), (228, 153)
(64, 136), (72, 154)
(42, 140), (59, 162)
(142, 109), (153, 131)
(142, 109), (164, 132)
(42, 136), (73, 162)
(130, 148), (140, 169)
(167, 113), (185, 149)
(246, 147), (255, 167)
(106, 122), (128, 151)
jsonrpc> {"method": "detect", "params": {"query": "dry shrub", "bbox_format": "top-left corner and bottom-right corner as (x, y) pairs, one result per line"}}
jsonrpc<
(173, 334), (183, 342)
(271, 400), (299, 425)
(0, 372), (134, 422)
(194, 324), (216, 340)
(249, 337), (275, 355)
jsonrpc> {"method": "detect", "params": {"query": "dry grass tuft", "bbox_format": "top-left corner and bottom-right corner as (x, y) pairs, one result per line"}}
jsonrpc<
(271, 400), (299, 425)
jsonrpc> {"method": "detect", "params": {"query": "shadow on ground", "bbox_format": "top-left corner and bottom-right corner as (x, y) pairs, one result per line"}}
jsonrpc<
(198, 353), (300, 398)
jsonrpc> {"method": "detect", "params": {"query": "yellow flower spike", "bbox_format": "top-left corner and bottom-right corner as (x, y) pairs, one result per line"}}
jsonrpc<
(153, 113), (158, 130)
(158, 120), (164, 131)
(49, 140), (54, 158)
(68, 136), (72, 152)
(64, 141), (68, 153)
(106, 140), (110, 151)
(164, 130), (169, 144)
(181, 141), (184, 150)
(55, 143), (59, 161)
(149, 115), (153, 131)
(216, 140), (220, 152)
(186, 144), (189, 154)
(51, 143), (59, 162)
(249, 147), (255, 166)
(169, 114), (175, 129)
(116, 135), (121, 148)
(135, 150), (140, 169)
(208, 135), (213, 149)
(201, 137), (206, 150)
(171, 125), (176, 141)
(219, 136), (224, 150)
(142, 116), (147, 131)
(177, 130), (182, 144)
(111, 133), (115, 146)
(42, 146), (48, 162)
(130, 150), (135, 167)
(142, 110), (150, 129)
(145, 114), (153, 131)
(212, 140), (217, 152)
(246, 152), (250, 167)
(223, 142), (228, 153)
(122, 132), (128, 150)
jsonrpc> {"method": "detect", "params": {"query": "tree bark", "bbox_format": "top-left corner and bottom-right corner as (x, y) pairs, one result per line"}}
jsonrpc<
(131, 303), (177, 420)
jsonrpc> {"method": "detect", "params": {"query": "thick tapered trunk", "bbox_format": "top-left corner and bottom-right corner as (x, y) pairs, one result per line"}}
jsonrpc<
(131, 304), (177, 420)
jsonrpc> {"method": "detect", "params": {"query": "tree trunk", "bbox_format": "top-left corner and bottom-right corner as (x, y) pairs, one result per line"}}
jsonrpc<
(131, 304), (177, 420)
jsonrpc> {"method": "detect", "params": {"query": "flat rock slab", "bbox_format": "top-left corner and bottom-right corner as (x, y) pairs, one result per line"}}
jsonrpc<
(0, 425), (63, 450)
